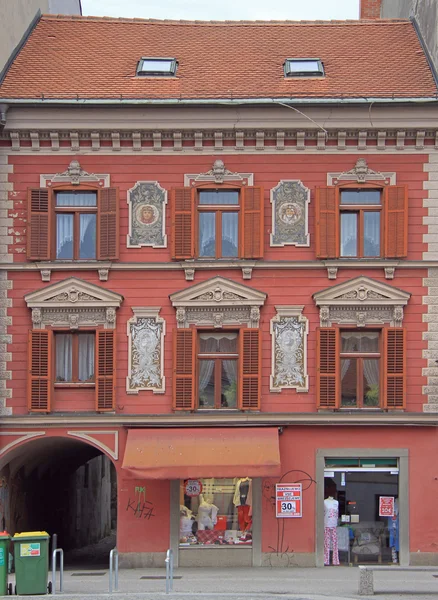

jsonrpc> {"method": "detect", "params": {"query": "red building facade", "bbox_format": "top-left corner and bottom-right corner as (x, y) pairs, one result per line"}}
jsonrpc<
(0, 14), (438, 568)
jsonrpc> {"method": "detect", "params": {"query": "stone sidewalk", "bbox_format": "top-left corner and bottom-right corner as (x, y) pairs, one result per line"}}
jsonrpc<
(7, 566), (438, 599)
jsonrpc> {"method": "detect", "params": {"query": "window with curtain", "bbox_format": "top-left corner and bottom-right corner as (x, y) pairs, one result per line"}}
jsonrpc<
(340, 331), (380, 408)
(55, 331), (95, 383)
(198, 190), (239, 258)
(198, 332), (238, 409)
(340, 189), (381, 258)
(55, 191), (97, 260)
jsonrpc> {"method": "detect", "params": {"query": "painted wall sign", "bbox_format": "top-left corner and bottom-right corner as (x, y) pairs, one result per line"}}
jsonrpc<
(379, 496), (395, 517)
(276, 483), (302, 518)
(184, 479), (203, 497)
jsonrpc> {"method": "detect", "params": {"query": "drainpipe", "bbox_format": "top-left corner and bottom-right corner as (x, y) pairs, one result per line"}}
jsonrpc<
(0, 104), (8, 127)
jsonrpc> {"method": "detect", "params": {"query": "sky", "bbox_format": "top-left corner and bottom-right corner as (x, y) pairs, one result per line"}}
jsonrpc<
(80, 0), (360, 21)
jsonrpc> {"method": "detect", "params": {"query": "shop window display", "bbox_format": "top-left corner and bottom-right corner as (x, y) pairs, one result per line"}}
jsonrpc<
(324, 459), (399, 566)
(179, 477), (253, 547)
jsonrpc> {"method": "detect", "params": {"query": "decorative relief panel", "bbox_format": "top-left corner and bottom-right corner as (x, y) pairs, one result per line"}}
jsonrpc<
(327, 157), (396, 186)
(40, 159), (110, 188)
(313, 276), (410, 327)
(270, 180), (310, 247)
(127, 308), (165, 394)
(184, 159), (254, 186)
(170, 276), (266, 329)
(127, 181), (167, 248)
(270, 306), (308, 393)
(25, 277), (123, 329)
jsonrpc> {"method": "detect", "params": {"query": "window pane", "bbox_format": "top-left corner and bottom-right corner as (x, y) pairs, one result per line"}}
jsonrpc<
(79, 214), (96, 259)
(363, 359), (380, 407)
(221, 361), (237, 408)
(288, 60), (320, 72)
(340, 212), (357, 257)
(199, 212), (216, 257)
(198, 360), (215, 408)
(56, 214), (73, 259)
(56, 334), (72, 382)
(364, 212), (381, 257)
(78, 333), (95, 382)
(199, 190), (239, 205)
(222, 212), (238, 257)
(199, 333), (238, 354)
(56, 192), (97, 206)
(341, 332), (379, 353)
(341, 359), (357, 407)
(140, 59), (173, 72)
(341, 190), (381, 205)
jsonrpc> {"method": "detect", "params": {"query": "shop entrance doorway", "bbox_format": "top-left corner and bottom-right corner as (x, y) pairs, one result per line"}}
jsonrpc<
(324, 458), (399, 566)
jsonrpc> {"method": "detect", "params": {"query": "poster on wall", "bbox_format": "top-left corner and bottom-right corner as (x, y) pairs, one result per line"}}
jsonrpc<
(184, 479), (203, 497)
(276, 483), (302, 518)
(379, 496), (395, 517)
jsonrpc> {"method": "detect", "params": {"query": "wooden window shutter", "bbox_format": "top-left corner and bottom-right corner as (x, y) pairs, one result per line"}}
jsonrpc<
(239, 328), (261, 410)
(27, 188), (51, 260)
(383, 328), (406, 410)
(171, 187), (195, 259)
(241, 186), (264, 259)
(172, 328), (196, 410)
(315, 187), (339, 259)
(384, 185), (408, 258)
(28, 329), (52, 412)
(317, 327), (339, 409)
(98, 188), (119, 260)
(96, 330), (116, 411)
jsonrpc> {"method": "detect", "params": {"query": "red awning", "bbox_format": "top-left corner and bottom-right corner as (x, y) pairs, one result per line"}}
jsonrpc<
(122, 427), (281, 479)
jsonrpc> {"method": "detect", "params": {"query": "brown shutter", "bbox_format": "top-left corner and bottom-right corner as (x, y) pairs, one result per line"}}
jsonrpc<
(27, 188), (51, 260)
(173, 328), (196, 410)
(317, 327), (339, 409)
(96, 330), (116, 411)
(239, 328), (261, 410)
(383, 328), (406, 410)
(28, 329), (52, 412)
(241, 186), (264, 259)
(98, 187), (119, 260)
(384, 185), (408, 258)
(315, 187), (339, 259)
(171, 187), (195, 259)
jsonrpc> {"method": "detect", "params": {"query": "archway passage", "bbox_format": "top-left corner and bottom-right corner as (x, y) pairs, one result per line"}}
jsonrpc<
(0, 437), (117, 568)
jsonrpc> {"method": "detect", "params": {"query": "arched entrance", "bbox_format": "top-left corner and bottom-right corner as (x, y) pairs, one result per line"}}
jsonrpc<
(0, 436), (117, 567)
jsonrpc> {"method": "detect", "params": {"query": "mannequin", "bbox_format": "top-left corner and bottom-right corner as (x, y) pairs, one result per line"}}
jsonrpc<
(324, 496), (340, 566)
(196, 494), (219, 530)
(233, 477), (252, 532)
(388, 499), (399, 564)
(180, 506), (195, 541)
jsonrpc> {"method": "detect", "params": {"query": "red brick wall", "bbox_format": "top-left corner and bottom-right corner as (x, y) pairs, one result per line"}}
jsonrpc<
(360, 0), (382, 19)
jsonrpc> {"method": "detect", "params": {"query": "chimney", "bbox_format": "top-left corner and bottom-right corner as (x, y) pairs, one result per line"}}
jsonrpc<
(359, 0), (382, 19)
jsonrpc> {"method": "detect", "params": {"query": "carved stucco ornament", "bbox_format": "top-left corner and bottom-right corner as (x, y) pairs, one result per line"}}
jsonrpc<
(127, 181), (167, 248)
(40, 159), (109, 188)
(270, 306), (308, 393)
(328, 157), (395, 186)
(127, 308), (165, 394)
(170, 275), (266, 329)
(25, 277), (123, 329)
(270, 180), (310, 247)
(313, 276), (410, 327)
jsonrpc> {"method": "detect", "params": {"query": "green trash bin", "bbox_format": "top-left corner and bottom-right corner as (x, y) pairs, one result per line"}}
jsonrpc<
(0, 531), (11, 596)
(12, 532), (50, 595)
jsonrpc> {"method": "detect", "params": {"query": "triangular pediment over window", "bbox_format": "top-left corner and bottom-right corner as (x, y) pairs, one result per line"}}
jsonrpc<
(25, 277), (124, 309)
(25, 277), (123, 330)
(313, 276), (410, 328)
(170, 276), (267, 329)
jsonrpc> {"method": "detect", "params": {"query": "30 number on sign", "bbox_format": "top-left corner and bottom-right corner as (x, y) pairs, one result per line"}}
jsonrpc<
(276, 484), (302, 518)
(184, 479), (203, 497)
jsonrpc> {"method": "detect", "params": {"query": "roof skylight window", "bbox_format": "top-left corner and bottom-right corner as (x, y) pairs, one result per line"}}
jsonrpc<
(284, 59), (324, 77)
(137, 57), (177, 76)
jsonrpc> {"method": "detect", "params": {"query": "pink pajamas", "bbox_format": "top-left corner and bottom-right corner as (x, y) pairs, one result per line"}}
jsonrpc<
(324, 527), (340, 565)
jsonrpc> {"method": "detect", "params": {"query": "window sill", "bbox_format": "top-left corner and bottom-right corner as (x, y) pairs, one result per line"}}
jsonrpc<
(54, 383), (95, 388)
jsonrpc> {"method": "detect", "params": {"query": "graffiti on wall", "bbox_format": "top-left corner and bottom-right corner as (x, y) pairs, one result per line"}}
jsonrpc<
(126, 485), (156, 520)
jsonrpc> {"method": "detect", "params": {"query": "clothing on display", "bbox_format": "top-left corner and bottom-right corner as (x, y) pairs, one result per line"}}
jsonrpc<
(388, 499), (399, 563)
(233, 477), (252, 508)
(196, 494), (219, 530)
(324, 497), (340, 566)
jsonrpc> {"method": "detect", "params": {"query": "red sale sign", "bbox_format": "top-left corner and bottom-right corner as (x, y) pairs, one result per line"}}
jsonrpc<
(379, 496), (394, 517)
(184, 479), (203, 497)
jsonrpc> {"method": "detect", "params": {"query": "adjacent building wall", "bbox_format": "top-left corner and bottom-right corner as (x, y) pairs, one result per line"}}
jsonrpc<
(0, 0), (81, 71)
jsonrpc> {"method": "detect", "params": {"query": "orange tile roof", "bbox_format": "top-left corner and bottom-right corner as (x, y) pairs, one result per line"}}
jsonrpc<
(0, 15), (436, 100)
